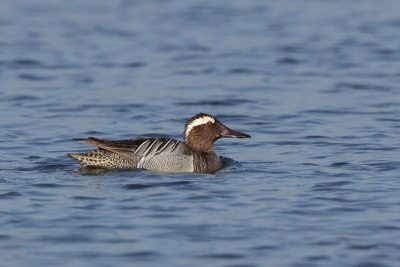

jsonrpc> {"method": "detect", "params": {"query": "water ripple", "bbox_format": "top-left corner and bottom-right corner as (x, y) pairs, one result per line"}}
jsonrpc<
(125, 181), (192, 190)
(312, 181), (353, 192)
(0, 191), (21, 199)
(176, 99), (254, 106)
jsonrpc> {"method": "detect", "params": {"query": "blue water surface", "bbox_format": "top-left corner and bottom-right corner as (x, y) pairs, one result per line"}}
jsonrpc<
(1, 1), (400, 266)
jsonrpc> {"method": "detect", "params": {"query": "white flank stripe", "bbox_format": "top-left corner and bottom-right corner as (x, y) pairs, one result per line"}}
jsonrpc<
(133, 139), (151, 156)
(143, 139), (158, 155)
(158, 139), (172, 153)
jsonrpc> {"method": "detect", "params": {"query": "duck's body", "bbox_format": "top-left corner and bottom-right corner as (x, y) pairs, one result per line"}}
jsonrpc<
(69, 113), (250, 173)
(70, 137), (222, 173)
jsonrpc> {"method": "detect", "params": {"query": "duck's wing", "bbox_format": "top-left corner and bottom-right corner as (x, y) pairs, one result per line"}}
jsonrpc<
(81, 137), (185, 159)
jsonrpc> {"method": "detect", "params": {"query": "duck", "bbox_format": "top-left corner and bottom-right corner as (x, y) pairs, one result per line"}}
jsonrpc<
(68, 113), (250, 173)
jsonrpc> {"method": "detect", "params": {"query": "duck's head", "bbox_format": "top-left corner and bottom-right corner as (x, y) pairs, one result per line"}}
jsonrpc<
(184, 113), (250, 153)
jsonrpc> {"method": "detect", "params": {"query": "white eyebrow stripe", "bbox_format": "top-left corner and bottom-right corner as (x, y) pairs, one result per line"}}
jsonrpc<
(185, 116), (215, 138)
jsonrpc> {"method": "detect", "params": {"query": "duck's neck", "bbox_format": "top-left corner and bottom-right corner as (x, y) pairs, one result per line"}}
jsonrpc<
(185, 135), (215, 154)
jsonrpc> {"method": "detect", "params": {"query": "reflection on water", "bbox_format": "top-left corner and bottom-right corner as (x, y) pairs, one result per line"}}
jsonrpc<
(1, 0), (400, 267)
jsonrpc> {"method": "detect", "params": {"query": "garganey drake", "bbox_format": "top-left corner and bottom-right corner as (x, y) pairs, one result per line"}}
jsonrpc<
(68, 113), (250, 173)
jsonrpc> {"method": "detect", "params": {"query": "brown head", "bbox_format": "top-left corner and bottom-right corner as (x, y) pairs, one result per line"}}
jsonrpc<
(184, 113), (251, 153)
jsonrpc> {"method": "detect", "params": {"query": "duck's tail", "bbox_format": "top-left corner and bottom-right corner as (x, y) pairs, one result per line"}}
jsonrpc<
(68, 149), (135, 169)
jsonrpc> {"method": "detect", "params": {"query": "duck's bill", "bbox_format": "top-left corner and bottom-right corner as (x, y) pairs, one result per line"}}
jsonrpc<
(221, 126), (251, 138)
